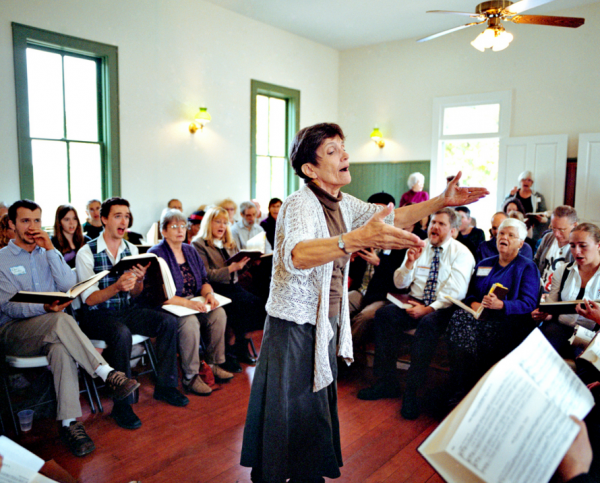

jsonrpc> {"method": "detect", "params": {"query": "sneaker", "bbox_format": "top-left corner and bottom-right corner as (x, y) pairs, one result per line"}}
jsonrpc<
(357, 380), (402, 401)
(210, 364), (234, 383)
(111, 402), (142, 430)
(60, 421), (95, 457)
(106, 370), (140, 401)
(400, 390), (421, 420)
(154, 386), (189, 407)
(183, 375), (212, 396)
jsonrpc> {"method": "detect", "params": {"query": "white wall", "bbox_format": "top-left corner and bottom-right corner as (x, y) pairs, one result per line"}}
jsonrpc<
(339, 2), (600, 166)
(0, 0), (339, 232)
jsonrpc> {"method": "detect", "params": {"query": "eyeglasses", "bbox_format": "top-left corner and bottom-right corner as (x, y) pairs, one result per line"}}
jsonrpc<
(169, 224), (187, 230)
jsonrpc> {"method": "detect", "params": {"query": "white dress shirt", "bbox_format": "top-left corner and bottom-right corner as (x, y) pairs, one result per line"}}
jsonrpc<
(75, 235), (139, 304)
(393, 236), (475, 311)
(230, 220), (273, 254)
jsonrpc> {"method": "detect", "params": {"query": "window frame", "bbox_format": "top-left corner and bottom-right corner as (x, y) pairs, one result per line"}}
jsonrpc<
(250, 79), (300, 200)
(430, 90), (511, 195)
(12, 22), (120, 200)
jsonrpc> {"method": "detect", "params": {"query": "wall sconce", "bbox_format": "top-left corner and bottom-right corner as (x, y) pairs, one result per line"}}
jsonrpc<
(370, 127), (385, 148)
(189, 107), (212, 133)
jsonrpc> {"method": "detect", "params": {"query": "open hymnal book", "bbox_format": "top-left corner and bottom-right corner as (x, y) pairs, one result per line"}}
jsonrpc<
(570, 325), (600, 370)
(386, 292), (416, 310)
(539, 299), (600, 316)
(0, 435), (57, 483)
(226, 232), (272, 265)
(162, 293), (232, 317)
(9, 271), (109, 305)
(145, 222), (159, 246)
(444, 283), (508, 321)
(419, 329), (594, 483)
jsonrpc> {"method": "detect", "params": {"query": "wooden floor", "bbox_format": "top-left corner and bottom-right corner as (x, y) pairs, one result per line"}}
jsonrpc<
(9, 333), (447, 483)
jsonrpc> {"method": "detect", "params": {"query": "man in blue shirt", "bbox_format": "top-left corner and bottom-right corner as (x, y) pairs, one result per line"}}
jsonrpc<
(0, 200), (138, 457)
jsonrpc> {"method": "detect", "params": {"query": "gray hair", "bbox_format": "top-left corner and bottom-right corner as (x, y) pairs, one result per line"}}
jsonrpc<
(239, 201), (257, 215)
(0, 201), (7, 209)
(518, 170), (534, 183)
(498, 218), (527, 241)
(160, 208), (186, 231)
(407, 172), (425, 189)
(433, 207), (460, 230)
(553, 205), (578, 224)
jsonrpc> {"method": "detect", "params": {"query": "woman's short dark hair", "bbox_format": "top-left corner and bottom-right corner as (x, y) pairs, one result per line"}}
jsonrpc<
(290, 123), (345, 182)
(268, 198), (283, 209)
(502, 197), (526, 215)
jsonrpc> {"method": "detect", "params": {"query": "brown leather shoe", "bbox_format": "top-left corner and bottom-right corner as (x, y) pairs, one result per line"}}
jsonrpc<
(210, 364), (233, 382)
(106, 370), (140, 400)
(183, 374), (212, 396)
(60, 421), (95, 457)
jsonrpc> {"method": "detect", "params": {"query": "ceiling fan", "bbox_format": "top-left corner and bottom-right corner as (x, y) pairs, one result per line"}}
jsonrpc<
(418, 0), (585, 52)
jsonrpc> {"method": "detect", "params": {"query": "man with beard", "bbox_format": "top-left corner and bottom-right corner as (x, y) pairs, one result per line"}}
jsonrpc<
(231, 201), (272, 254)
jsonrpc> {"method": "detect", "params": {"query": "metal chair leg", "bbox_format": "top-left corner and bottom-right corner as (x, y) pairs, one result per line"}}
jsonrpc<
(248, 338), (258, 358)
(81, 371), (96, 414)
(143, 340), (158, 379)
(1, 374), (19, 435)
(90, 375), (103, 413)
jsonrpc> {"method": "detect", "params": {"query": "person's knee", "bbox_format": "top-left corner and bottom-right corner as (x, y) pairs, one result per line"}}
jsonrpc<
(46, 342), (74, 366)
(111, 323), (133, 348)
(210, 308), (227, 330)
(178, 315), (199, 336)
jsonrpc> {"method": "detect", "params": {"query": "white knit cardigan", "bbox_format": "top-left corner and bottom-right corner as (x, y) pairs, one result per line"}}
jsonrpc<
(266, 184), (394, 392)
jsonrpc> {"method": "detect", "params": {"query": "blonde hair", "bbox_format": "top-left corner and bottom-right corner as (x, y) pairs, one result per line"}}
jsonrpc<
(198, 206), (236, 249)
(218, 198), (237, 212)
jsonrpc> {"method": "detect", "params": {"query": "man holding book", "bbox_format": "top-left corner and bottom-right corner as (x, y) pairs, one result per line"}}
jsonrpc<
(357, 207), (475, 420)
(76, 197), (188, 431)
(0, 200), (139, 457)
(231, 201), (272, 254)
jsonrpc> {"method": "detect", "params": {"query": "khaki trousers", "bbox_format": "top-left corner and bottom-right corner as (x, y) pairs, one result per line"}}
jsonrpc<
(348, 290), (388, 348)
(0, 312), (107, 420)
(178, 306), (227, 375)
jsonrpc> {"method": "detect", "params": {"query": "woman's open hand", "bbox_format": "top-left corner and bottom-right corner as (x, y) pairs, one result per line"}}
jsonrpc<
(443, 171), (489, 207)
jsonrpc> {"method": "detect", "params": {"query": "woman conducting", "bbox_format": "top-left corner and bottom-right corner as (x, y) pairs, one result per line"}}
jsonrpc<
(447, 218), (539, 398)
(240, 122), (487, 483)
(148, 209), (232, 396)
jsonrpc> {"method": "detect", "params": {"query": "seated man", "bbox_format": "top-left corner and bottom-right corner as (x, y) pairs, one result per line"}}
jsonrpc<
(76, 197), (188, 431)
(0, 200), (138, 457)
(534, 205), (577, 294)
(476, 212), (533, 262)
(456, 206), (485, 252)
(358, 207), (475, 420)
(230, 201), (272, 254)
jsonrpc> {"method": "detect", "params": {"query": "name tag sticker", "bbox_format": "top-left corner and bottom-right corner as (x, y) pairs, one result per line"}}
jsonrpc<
(382, 249), (391, 256)
(10, 266), (27, 276)
(477, 267), (492, 277)
(417, 266), (429, 276)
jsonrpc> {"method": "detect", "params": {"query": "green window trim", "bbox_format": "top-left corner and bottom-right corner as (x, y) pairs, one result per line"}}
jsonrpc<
(250, 79), (300, 199)
(12, 22), (120, 200)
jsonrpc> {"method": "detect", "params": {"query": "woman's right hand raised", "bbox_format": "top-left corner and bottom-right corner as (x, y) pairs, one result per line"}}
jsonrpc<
(353, 203), (425, 252)
(229, 257), (251, 273)
(510, 186), (518, 197)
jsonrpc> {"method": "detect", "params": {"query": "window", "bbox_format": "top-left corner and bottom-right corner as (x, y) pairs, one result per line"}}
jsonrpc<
(12, 23), (120, 227)
(431, 91), (512, 235)
(251, 80), (300, 210)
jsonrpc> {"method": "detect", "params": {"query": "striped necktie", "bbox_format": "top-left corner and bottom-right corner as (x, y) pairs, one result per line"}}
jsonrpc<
(423, 247), (441, 306)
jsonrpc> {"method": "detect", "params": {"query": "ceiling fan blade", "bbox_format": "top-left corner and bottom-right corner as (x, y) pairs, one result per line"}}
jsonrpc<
(502, 0), (554, 15)
(426, 10), (484, 18)
(417, 22), (483, 43)
(508, 14), (585, 28)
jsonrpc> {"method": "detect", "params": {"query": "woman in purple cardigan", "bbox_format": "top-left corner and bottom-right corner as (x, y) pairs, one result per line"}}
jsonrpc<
(148, 209), (234, 396)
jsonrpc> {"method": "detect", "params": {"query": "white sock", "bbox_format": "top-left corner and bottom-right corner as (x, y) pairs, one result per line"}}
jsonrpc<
(62, 418), (76, 427)
(95, 364), (114, 382)
(184, 374), (195, 381)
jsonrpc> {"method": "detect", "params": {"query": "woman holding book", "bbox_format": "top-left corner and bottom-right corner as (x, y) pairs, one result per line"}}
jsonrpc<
(192, 206), (265, 370)
(536, 223), (600, 356)
(240, 122), (488, 483)
(447, 218), (539, 396)
(148, 209), (232, 396)
(51, 205), (90, 268)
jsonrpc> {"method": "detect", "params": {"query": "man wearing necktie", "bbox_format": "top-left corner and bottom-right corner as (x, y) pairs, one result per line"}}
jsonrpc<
(358, 208), (475, 420)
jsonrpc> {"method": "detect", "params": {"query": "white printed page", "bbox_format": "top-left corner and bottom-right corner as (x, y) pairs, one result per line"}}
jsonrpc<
(0, 436), (44, 483)
(446, 362), (580, 483)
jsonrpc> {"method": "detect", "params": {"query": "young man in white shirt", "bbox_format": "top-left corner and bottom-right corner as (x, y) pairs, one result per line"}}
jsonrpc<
(76, 198), (188, 431)
(533, 206), (578, 294)
(357, 208), (475, 420)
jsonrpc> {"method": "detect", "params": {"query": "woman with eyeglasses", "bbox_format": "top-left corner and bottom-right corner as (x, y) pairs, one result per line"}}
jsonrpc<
(148, 209), (233, 396)
(192, 206), (266, 372)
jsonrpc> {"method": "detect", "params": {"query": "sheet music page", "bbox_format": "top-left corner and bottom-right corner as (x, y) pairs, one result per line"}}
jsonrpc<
(0, 436), (44, 483)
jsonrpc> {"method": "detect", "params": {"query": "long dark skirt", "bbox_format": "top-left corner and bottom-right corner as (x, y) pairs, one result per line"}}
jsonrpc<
(241, 315), (342, 483)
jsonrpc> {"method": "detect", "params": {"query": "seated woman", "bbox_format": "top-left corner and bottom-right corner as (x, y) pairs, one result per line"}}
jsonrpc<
(0, 213), (15, 249)
(83, 199), (103, 239)
(192, 206), (266, 371)
(536, 223), (600, 357)
(260, 197), (282, 250)
(148, 209), (233, 395)
(51, 205), (90, 268)
(218, 198), (237, 225)
(447, 218), (539, 396)
(400, 171), (429, 207)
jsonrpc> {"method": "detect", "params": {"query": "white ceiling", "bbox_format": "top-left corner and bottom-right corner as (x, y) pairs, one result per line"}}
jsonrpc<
(203, 0), (598, 50)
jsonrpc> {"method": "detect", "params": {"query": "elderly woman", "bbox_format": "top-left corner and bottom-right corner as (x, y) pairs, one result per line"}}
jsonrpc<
(447, 218), (540, 397)
(148, 209), (232, 396)
(535, 223), (600, 357)
(193, 206), (266, 369)
(399, 171), (429, 207)
(240, 122), (487, 483)
(505, 170), (548, 242)
(218, 198), (237, 225)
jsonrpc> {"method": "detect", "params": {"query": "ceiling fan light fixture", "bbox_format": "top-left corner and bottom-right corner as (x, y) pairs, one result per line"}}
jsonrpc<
(471, 25), (513, 52)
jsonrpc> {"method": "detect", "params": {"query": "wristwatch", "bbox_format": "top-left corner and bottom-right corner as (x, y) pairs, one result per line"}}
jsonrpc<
(338, 234), (349, 254)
